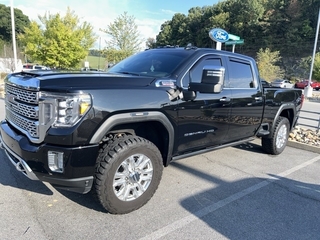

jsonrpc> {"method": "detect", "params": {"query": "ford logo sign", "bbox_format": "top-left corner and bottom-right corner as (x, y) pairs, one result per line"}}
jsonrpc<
(209, 28), (229, 43)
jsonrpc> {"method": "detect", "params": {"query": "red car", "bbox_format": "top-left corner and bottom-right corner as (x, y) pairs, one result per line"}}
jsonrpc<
(295, 80), (320, 90)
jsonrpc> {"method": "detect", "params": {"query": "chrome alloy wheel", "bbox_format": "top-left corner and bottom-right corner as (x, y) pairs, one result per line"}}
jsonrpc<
(113, 153), (153, 201)
(276, 124), (288, 149)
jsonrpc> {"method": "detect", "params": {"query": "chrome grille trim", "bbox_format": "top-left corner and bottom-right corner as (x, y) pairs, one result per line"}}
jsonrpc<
(6, 108), (38, 138)
(6, 101), (38, 119)
(4, 83), (54, 144)
(6, 84), (38, 104)
(5, 83), (39, 139)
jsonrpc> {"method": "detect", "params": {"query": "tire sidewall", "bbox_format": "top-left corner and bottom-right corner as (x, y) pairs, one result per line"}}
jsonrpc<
(273, 117), (290, 154)
(99, 138), (162, 214)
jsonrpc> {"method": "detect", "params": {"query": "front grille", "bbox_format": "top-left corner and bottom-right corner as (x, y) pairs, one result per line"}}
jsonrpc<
(6, 84), (38, 104)
(6, 108), (38, 137)
(5, 84), (39, 138)
(7, 101), (38, 119)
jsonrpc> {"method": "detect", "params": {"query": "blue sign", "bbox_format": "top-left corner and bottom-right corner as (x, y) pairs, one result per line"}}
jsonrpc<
(209, 28), (229, 43)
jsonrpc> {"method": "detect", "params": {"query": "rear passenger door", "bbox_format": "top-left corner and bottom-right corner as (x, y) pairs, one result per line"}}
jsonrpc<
(225, 57), (264, 141)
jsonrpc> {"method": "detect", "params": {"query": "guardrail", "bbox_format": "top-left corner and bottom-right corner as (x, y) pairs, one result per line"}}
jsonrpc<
(298, 110), (320, 132)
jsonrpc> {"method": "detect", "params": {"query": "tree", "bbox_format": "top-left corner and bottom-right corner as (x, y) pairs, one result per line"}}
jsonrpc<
(302, 53), (320, 81)
(156, 20), (172, 46)
(0, 4), (30, 43)
(18, 8), (96, 69)
(145, 37), (156, 49)
(100, 11), (143, 61)
(313, 53), (320, 81)
(256, 48), (284, 82)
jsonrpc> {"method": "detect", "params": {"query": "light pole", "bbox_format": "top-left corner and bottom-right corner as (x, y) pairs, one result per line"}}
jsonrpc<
(98, 36), (101, 70)
(305, 8), (320, 98)
(10, 0), (18, 72)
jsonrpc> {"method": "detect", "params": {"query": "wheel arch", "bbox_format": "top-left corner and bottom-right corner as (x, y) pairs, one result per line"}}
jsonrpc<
(89, 112), (175, 166)
(272, 103), (296, 131)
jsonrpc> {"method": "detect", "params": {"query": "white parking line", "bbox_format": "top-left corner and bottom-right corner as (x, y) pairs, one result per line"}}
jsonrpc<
(141, 155), (320, 240)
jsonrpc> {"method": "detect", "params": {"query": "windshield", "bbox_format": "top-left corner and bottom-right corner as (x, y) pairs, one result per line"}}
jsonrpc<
(108, 49), (191, 77)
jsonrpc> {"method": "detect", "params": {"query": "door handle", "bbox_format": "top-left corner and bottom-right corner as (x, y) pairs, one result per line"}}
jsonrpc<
(220, 97), (231, 102)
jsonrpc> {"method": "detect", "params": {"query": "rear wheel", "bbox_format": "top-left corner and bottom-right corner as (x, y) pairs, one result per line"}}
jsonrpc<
(261, 117), (290, 155)
(94, 135), (163, 214)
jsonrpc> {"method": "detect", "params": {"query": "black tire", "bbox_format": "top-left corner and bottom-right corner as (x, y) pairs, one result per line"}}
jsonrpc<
(261, 117), (290, 155)
(94, 135), (163, 214)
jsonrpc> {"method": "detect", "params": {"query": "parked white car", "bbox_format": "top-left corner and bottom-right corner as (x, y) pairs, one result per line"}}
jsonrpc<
(22, 64), (50, 72)
(271, 79), (294, 88)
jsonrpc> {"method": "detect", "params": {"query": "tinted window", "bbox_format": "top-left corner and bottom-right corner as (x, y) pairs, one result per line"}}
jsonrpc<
(181, 57), (222, 88)
(108, 49), (192, 77)
(190, 58), (222, 83)
(228, 59), (254, 88)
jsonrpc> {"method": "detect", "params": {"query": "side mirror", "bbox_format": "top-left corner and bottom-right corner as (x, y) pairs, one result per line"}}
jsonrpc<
(180, 90), (196, 101)
(188, 66), (225, 93)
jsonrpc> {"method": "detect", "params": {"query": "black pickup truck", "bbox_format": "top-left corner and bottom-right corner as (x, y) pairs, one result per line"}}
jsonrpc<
(0, 46), (303, 214)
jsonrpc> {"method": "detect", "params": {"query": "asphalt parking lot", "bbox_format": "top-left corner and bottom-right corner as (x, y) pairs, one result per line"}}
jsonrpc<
(0, 99), (320, 239)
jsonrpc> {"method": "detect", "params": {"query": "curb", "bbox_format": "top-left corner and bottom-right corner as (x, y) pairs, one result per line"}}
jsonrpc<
(287, 140), (320, 154)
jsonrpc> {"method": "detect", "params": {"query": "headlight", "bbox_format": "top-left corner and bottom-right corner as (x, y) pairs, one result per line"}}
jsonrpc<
(40, 92), (92, 127)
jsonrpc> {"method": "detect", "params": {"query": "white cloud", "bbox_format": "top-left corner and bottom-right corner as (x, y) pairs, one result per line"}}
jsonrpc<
(7, 0), (175, 50)
(160, 9), (177, 15)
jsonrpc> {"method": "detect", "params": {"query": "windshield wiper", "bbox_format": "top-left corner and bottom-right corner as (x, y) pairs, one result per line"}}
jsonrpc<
(116, 71), (141, 76)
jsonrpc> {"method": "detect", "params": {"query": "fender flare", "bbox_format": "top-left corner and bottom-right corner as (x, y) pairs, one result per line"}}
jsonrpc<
(89, 111), (175, 164)
(272, 102), (297, 131)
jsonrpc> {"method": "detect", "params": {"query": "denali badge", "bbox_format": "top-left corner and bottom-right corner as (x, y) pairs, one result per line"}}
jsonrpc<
(184, 129), (215, 137)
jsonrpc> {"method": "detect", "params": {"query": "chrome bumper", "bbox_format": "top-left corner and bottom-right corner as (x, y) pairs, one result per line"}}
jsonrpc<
(0, 134), (39, 180)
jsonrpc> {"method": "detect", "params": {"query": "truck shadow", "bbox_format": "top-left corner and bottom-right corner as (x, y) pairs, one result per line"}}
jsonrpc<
(173, 161), (320, 239)
(231, 141), (265, 153)
(0, 149), (106, 211)
(0, 150), (54, 195)
(54, 188), (107, 213)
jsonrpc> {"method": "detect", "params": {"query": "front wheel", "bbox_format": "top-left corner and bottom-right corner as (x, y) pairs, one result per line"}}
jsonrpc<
(261, 117), (290, 155)
(93, 135), (163, 214)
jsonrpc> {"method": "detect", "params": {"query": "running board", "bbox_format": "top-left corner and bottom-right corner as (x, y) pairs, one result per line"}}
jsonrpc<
(172, 137), (255, 161)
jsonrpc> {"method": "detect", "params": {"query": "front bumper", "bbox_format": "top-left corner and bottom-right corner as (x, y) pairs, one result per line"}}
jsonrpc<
(0, 120), (99, 194)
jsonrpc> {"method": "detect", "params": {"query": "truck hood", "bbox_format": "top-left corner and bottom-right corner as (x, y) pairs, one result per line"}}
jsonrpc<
(5, 71), (155, 91)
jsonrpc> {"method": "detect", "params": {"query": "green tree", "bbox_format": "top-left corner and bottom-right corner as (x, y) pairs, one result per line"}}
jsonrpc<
(257, 48), (284, 82)
(19, 8), (96, 69)
(156, 20), (172, 46)
(299, 53), (320, 81)
(312, 53), (320, 81)
(0, 4), (30, 42)
(100, 11), (142, 62)
(186, 6), (213, 47)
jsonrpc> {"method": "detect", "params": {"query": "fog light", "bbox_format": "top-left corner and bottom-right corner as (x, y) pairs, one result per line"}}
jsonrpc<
(48, 151), (64, 173)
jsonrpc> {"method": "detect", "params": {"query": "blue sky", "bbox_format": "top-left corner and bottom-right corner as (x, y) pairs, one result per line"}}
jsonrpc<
(3, 0), (221, 49)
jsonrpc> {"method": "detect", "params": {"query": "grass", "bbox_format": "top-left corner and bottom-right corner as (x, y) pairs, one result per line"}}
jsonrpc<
(80, 55), (106, 70)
